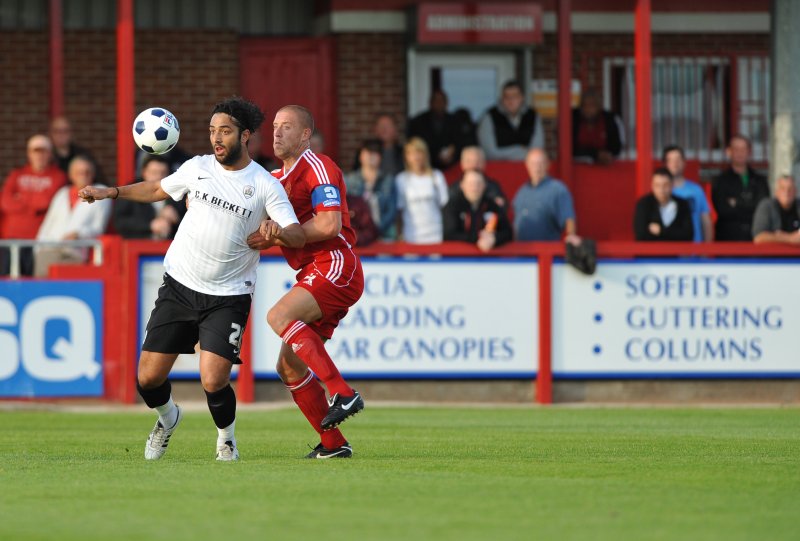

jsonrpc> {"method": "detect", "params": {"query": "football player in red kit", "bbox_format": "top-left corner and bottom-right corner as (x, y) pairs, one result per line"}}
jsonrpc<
(251, 105), (364, 458)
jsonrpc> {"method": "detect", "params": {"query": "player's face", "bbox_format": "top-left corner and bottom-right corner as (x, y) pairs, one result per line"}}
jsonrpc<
(273, 110), (310, 161)
(209, 113), (244, 166)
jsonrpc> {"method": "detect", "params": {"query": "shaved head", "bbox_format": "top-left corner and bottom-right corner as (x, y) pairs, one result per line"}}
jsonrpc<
(278, 105), (315, 133)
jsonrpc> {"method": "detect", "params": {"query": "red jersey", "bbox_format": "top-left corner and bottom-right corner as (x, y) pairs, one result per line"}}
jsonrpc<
(1, 164), (67, 239)
(275, 150), (357, 270)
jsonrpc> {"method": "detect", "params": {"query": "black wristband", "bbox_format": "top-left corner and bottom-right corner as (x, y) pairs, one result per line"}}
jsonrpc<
(112, 187), (120, 200)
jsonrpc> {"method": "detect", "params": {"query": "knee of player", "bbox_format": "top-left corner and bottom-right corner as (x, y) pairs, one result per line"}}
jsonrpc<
(137, 370), (163, 390)
(200, 375), (230, 393)
(266, 305), (289, 335)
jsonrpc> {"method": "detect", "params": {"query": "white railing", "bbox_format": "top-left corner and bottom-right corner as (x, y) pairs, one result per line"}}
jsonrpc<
(0, 240), (105, 280)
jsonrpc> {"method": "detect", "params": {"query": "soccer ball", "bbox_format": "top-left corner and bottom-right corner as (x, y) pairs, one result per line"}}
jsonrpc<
(132, 107), (180, 155)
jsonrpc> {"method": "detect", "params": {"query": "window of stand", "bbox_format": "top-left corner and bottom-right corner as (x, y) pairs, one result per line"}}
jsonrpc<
(603, 55), (770, 165)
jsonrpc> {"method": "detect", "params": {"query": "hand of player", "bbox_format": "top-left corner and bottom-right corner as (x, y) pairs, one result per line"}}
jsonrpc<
(649, 222), (661, 236)
(259, 219), (284, 243)
(78, 186), (111, 204)
(247, 230), (271, 250)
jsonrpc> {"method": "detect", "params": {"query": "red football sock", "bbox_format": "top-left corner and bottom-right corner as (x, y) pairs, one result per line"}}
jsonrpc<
(281, 320), (353, 397)
(285, 372), (347, 449)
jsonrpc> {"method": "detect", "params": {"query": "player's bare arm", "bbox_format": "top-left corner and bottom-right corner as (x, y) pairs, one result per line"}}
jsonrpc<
(301, 210), (342, 243)
(79, 180), (169, 204)
(247, 220), (305, 250)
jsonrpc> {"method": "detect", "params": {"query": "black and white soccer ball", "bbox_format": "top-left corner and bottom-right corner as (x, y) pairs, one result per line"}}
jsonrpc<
(132, 107), (180, 155)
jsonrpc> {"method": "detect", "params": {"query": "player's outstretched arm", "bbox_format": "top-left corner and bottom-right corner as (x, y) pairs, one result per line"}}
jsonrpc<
(79, 180), (169, 204)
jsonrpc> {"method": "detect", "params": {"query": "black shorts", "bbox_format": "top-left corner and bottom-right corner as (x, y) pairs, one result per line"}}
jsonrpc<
(142, 273), (251, 364)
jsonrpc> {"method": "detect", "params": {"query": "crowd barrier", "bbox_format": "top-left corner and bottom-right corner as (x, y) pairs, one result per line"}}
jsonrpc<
(1, 236), (798, 404)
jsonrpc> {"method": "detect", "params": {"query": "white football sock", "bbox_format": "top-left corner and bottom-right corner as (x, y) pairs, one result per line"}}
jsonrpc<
(155, 397), (178, 428)
(217, 420), (236, 446)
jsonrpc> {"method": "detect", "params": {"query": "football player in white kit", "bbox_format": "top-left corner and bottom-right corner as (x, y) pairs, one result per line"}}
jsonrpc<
(79, 97), (304, 461)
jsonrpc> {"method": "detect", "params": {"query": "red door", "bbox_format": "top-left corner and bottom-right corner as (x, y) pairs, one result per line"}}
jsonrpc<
(239, 37), (338, 163)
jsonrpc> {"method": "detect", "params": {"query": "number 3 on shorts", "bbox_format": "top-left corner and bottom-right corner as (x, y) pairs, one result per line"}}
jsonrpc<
(229, 322), (243, 350)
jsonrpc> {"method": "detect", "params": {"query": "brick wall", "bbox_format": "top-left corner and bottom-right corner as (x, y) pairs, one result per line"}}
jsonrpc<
(0, 32), (51, 182)
(336, 33), (407, 172)
(0, 30), (238, 185)
(0, 30), (770, 184)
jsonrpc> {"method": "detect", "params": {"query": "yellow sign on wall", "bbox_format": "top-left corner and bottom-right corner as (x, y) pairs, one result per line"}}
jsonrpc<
(531, 79), (582, 118)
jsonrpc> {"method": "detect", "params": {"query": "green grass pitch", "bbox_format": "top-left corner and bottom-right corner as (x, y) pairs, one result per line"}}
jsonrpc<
(0, 405), (797, 541)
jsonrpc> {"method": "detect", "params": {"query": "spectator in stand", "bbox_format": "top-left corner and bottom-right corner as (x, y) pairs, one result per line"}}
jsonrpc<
(477, 80), (544, 161)
(572, 88), (622, 164)
(513, 149), (578, 242)
(35, 155), (112, 276)
(309, 130), (326, 155)
(346, 193), (380, 247)
(453, 107), (478, 150)
(49, 116), (101, 178)
(353, 113), (404, 177)
(114, 155), (187, 240)
(448, 146), (507, 208)
(407, 89), (461, 171)
(395, 137), (449, 244)
(443, 170), (512, 252)
(247, 130), (278, 172)
(344, 139), (397, 241)
(0, 134), (66, 276)
(135, 144), (191, 177)
(752, 175), (800, 244)
(663, 145), (713, 242)
(712, 134), (770, 241)
(633, 167), (693, 241)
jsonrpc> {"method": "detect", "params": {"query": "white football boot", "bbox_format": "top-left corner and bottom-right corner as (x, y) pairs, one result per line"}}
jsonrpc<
(144, 405), (183, 460)
(215, 440), (239, 462)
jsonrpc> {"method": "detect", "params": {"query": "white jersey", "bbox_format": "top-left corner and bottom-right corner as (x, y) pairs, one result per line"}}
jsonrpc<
(395, 169), (449, 244)
(161, 155), (298, 296)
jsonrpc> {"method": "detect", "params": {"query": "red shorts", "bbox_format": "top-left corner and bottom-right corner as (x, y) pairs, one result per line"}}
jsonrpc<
(294, 249), (364, 339)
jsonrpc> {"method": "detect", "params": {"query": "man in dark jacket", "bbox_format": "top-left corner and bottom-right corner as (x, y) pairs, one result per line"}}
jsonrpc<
(634, 167), (693, 241)
(407, 89), (461, 171)
(572, 89), (622, 164)
(712, 135), (770, 241)
(477, 80), (544, 161)
(443, 170), (512, 252)
(113, 155), (186, 239)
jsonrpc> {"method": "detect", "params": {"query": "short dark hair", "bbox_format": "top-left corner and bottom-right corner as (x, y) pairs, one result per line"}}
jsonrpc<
(662, 145), (685, 162)
(502, 80), (523, 93)
(729, 133), (752, 148)
(278, 105), (315, 133)
(211, 96), (265, 133)
(653, 166), (673, 181)
(142, 154), (170, 171)
(360, 138), (382, 154)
